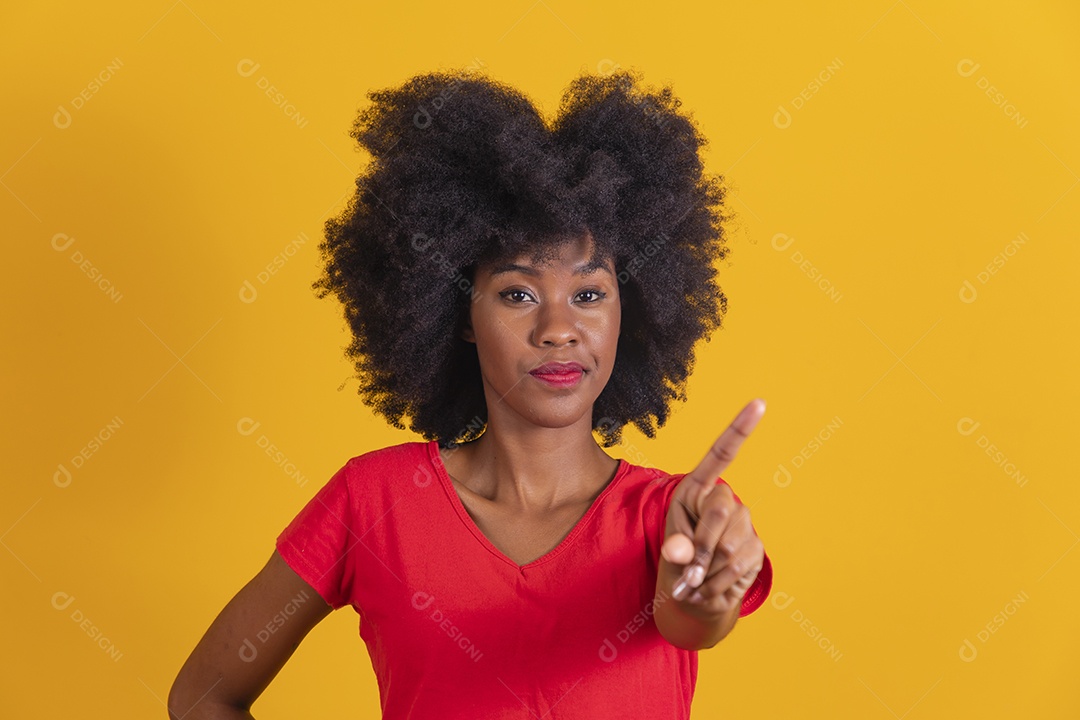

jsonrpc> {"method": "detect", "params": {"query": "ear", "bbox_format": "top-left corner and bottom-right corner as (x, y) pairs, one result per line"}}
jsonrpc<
(460, 314), (475, 343)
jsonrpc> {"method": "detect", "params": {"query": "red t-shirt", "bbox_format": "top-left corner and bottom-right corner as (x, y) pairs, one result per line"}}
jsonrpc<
(276, 440), (773, 719)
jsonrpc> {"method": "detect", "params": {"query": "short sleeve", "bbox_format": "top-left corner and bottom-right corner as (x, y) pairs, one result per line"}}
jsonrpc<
(737, 550), (772, 617)
(275, 460), (355, 610)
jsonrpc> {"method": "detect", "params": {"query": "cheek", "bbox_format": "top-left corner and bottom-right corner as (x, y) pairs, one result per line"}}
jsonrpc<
(603, 300), (621, 342)
(472, 308), (516, 370)
(585, 310), (621, 364)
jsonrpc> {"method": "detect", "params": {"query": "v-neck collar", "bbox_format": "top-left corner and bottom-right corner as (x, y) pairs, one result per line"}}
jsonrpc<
(425, 439), (630, 572)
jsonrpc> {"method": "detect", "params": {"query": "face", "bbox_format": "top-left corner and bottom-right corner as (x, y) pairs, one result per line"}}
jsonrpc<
(461, 234), (621, 433)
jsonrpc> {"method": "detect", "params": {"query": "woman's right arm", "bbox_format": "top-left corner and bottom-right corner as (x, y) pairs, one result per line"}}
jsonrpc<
(168, 549), (335, 719)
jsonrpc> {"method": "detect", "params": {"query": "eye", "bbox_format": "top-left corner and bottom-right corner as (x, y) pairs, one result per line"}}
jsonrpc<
(576, 289), (607, 303)
(498, 289), (534, 303)
(497, 288), (608, 304)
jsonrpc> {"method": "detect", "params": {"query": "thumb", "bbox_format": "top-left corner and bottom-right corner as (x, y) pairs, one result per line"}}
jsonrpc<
(662, 532), (695, 565)
(662, 473), (705, 567)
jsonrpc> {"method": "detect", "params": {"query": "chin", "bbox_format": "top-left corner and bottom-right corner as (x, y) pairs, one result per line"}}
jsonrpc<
(520, 402), (596, 428)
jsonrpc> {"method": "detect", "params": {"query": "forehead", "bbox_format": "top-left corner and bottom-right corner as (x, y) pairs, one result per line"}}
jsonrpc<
(485, 256), (614, 280)
(479, 234), (614, 278)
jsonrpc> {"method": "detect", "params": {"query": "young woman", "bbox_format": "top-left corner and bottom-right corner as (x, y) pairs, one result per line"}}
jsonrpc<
(170, 67), (772, 719)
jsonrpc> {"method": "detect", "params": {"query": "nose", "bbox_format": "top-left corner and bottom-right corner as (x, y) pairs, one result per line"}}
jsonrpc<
(532, 299), (580, 348)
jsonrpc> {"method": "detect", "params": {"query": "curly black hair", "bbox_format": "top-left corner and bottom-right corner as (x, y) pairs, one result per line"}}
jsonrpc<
(312, 66), (732, 449)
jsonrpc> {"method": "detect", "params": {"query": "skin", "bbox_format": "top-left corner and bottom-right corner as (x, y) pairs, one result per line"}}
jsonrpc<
(443, 232), (623, 564)
(653, 399), (768, 649)
(168, 551), (333, 718)
(168, 233), (763, 715)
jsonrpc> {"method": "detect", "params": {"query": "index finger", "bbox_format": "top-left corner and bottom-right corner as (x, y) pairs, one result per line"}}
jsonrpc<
(682, 399), (766, 495)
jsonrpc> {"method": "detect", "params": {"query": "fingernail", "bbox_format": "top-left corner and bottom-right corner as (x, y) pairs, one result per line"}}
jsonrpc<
(673, 576), (689, 600)
(687, 564), (705, 588)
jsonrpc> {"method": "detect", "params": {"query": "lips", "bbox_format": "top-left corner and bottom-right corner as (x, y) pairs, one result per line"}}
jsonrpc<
(529, 362), (585, 375)
(528, 361), (584, 389)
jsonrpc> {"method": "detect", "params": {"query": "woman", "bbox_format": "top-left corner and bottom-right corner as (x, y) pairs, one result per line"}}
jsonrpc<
(170, 66), (772, 719)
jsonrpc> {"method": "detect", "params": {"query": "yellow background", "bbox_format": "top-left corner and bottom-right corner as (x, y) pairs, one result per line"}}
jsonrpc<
(3, 1), (1077, 717)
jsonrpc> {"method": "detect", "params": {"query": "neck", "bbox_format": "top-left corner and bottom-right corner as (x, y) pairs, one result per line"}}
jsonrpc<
(446, 416), (618, 512)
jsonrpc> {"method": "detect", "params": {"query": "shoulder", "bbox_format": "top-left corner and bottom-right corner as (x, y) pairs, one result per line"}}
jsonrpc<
(616, 458), (744, 509)
(614, 458), (685, 510)
(325, 440), (434, 493)
(343, 440), (431, 468)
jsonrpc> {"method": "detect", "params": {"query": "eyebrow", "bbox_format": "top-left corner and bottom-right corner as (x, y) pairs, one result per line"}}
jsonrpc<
(487, 258), (613, 278)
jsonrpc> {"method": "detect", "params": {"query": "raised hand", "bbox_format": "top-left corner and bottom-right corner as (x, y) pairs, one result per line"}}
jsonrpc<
(658, 399), (766, 623)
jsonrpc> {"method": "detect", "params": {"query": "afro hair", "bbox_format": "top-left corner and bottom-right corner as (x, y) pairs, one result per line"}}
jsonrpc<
(312, 66), (733, 449)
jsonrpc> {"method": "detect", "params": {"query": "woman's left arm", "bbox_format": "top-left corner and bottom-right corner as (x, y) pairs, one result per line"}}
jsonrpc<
(653, 513), (763, 650)
(652, 399), (768, 651)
